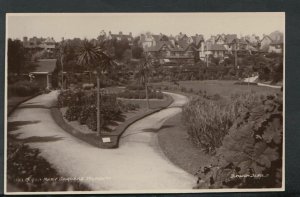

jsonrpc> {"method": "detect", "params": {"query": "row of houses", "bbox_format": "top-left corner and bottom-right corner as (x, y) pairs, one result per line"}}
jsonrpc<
(22, 30), (283, 65)
(97, 30), (283, 64)
(23, 36), (57, 52)
(137, 31), (283, 64)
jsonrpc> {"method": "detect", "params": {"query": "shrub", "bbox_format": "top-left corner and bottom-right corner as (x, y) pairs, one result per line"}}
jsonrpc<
(7, 141), (90, 191)
(8, 80), (40, 97)
(182, 98), (236, 153)
(78, 105), (96, 125)
(65, 106), (82, 121)
(86, 109), (97, 131)
(57, 89), (85, 108)
(183, 92), (261, 153)
(117, 89), (163, 99)
(117, 101), (139, 112)
(58, 89), (126, 131)
(126, 84), (145, 90)
(194, 94), (283, 189)
(181, 87), (187, 92)
(234, 81), (258, 86)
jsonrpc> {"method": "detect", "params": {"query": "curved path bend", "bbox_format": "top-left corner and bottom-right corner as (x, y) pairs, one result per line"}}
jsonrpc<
(7, 91), (194, 191)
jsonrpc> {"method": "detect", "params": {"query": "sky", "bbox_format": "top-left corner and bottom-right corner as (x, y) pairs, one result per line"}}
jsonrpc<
(7, 13), (285, 41)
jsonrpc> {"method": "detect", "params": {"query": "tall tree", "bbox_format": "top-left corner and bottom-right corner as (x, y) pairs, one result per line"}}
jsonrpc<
(59, 41), (67, 90)
(8, 39), (25, 75)
(135, 56), (152, 109)
(77, 40), (114, 135)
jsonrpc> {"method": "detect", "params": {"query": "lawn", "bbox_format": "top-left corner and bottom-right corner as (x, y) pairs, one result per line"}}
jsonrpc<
(158, 113), (212, 175)
(152, 80), (281, 99)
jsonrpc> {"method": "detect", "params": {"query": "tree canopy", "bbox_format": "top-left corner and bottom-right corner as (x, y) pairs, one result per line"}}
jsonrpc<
(8, 39), (25, 75)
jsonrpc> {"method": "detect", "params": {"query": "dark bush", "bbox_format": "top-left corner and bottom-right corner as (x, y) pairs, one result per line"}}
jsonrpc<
(57, 89), (85, 108)
(7, 141), (90, 191)
(181, 87), (187, 92)
(65, 106), (82, 121)
(126, 84), (145, 90)
(58, 89), (139, 132)
(117, 101), (139, 112)
(8, 80), (40, 97)
(118, 89), (163, 99)
(78, 105), (96, 125)
(234, 81), (258, 86)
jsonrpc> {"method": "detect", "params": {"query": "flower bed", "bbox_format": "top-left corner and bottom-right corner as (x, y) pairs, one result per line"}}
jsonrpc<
(57, 89), (140, 132)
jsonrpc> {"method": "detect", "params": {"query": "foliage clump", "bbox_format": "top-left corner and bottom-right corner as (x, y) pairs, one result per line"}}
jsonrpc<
(8, 81), (40, 97)
(182, 92), (262, 153)
(194, 94), (283, 188)
(118, 86), (164, 99)
(58, 89), (139, 131)
(7, 141), (90, 191)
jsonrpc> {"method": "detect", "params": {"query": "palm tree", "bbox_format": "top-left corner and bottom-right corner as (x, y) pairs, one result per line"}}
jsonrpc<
(77, 39), (114, 135)
(135, 56), (152, 109)
(59, 40), (68, 90)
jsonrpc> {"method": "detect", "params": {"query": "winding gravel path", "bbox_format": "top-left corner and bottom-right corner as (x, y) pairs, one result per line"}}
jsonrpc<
(7, 91), (194, 191)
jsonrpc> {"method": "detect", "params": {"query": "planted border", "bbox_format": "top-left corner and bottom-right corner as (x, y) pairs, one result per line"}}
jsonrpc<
(51, 94), (173, 149)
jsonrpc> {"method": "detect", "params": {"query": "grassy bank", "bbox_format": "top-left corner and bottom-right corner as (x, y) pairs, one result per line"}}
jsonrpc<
(157, 113), (211, 175)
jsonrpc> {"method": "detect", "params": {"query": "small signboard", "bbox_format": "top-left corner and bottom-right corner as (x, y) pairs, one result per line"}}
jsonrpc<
(102, 137), (111, 143)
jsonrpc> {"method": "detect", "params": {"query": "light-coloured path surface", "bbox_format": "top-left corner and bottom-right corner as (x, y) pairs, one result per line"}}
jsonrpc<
(257, 82), (282, 89)
(8, 91), (194, 191)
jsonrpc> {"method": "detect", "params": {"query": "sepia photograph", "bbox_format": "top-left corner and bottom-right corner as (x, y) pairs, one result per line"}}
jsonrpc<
(5, 12), (284, 194)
